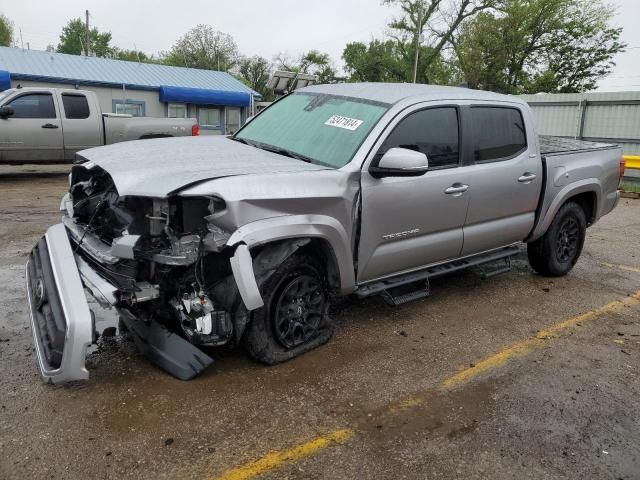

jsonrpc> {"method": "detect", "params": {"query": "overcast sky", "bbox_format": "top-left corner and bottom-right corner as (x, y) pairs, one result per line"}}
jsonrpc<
(2, 0), (639, 91)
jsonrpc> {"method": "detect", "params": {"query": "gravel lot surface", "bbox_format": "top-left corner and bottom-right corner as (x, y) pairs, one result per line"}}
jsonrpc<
(1, 176), (639, 479)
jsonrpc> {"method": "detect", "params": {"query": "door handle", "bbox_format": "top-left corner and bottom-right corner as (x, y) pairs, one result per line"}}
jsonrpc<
(518, 173), (537, 183)
(41, 123), (59, 129)
(444, 183), (469, 195)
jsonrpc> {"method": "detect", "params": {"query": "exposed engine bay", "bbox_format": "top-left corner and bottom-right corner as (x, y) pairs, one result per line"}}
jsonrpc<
(67, 163), (241, 353)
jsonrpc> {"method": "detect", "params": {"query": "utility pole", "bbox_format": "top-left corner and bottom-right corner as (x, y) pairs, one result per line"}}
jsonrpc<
(85, 10), (90, 56)
(412, 1), (422, 84)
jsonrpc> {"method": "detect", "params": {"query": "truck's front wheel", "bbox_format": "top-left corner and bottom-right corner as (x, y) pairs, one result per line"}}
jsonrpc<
(244, 252), (334, 364)
(527, 201), (587, 276)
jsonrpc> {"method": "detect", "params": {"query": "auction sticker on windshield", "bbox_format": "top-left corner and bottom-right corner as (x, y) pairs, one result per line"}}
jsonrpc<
(325, 115), (364, 131)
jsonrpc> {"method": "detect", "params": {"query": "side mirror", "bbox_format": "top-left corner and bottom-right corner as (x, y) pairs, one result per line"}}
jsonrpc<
(0, 106), (14, 119)
(369, 147), (429, 178)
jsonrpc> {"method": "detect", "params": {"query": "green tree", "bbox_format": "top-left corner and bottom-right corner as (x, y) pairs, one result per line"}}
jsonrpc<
(453, 0), (625, 93)
(57, 18), (113, 57)
(112, 48), (151, 62)
(342, 39), (455, 84)
(381, 0), (496, 83)
(162, 25), (238, 71)
(0, 14), (13, 47)
(236, 55), (274, 100)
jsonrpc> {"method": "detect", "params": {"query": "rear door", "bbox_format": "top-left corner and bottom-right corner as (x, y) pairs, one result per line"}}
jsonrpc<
(0, 91), (63, 162)
(59, 91), (102, 160)
(358, 104), (470, 283)
(460, 104), (542, 256)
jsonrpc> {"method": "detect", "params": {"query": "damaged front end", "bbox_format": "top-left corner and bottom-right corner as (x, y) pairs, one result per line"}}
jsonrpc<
(26, 163), (257, 383)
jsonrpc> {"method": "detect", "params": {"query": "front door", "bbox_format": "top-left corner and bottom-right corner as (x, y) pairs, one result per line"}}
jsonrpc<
(358, 105), (470, 283)
(461, 105), (542, 256)
(0, 92), (63, 163)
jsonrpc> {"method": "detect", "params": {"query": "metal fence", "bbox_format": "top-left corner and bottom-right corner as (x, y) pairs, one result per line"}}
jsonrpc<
(519, 91), (640, 187)
(519, 91), (640, 155)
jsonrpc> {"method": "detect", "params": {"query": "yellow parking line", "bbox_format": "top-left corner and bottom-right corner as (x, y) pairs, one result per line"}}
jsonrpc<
(212, 429), (354, 480)
(601, 262), (640, 274)
(442, 291), (639, 390)
(209, 290), (640, 480)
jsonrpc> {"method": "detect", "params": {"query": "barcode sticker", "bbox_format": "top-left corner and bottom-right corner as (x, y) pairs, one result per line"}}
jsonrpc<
(324, 115), (364, 131)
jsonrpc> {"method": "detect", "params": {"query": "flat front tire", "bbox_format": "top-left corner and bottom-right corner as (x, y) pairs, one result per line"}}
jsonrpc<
(244, 252), (334, 365)
(527, 201), (587, 276)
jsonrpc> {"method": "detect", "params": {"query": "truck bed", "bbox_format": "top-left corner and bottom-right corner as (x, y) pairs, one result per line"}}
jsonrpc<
(539, 135), (618, 155)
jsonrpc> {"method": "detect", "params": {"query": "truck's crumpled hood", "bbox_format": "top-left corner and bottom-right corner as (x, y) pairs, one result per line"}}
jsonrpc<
(77, 136), (329, 197)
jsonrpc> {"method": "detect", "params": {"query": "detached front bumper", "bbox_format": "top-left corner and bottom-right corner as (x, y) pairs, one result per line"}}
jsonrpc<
(25, 223), (94, 384)
(26, 222), (216, 384)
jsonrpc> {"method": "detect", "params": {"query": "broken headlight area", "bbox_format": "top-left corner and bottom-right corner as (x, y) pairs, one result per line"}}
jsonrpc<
(67, 164), (239, 350)
(68, 164), (230, 265)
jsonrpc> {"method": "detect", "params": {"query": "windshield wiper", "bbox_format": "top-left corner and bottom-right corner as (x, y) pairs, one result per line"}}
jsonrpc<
(255, 143), (314, 164)
(231, 137), (252, 146)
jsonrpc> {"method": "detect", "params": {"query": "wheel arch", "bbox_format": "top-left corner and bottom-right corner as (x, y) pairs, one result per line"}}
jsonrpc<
(529, 180), (601, 242)
(227, 215), (356, 312)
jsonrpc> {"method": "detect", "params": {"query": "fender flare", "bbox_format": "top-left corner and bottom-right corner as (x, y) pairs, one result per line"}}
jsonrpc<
(529, 178), (601, 242)
(227, 215), (356, 311)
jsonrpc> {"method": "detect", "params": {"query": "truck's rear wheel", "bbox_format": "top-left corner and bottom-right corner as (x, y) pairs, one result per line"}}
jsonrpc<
(527, 201), (586, 276)
(244, 252), (334, 364)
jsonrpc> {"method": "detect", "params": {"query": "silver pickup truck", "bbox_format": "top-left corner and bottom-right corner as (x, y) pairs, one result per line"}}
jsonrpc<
(0, 87), (198, 163)
(25, 83), (623, 383)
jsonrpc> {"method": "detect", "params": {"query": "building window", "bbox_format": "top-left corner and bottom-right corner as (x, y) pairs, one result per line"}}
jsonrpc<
(61, 94), (90, 119)
(198, 107), (221, 129)
(225, 107), (241, 135)
(168, 103), (187, 118)
(112, 100), (145, 117)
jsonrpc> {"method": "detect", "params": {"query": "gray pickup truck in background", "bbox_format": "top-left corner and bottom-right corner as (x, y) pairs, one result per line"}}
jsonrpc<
(25, 83), (623, 384)
(0, 87), (198, 163)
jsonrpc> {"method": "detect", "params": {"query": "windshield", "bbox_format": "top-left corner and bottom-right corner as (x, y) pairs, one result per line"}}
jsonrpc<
(235, 92), (389, 168)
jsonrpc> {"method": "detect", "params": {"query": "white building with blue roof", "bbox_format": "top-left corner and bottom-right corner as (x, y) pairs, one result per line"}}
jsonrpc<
(0, 46), (260, 135)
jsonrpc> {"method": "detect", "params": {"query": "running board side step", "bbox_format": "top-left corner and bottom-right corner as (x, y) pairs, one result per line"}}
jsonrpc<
(381, 279), (430, 306)
(355, 245), (520, 299)
(477, 257), (512, 279)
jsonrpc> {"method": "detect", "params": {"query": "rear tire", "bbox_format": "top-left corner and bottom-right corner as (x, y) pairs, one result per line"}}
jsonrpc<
(527, 201), (586, 276)
(244, 252), (334, 365)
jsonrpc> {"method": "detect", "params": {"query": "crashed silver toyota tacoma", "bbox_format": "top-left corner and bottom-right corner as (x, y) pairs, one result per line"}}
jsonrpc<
(26, 83), (623, 383)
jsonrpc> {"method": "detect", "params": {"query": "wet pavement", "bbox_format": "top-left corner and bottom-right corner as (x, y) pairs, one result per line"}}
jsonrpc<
(1, 176), (639, 479)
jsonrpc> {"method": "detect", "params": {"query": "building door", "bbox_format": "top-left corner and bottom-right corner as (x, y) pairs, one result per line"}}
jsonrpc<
(0, 92), (63, 163)
(198, 107), (223, 135)
(225, 107), (241, 135)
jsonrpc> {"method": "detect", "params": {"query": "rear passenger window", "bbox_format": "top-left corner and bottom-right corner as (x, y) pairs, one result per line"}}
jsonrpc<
(379, 107), (459, 169)
(61, 94), (90, 119)
(471, 107), (526, 162)
(7, 93), (56, 119)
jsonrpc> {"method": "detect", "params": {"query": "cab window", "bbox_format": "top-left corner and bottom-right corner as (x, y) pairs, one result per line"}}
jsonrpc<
(379, 107), (460, 169)
(61, 94), (90, 119)
(471, 107), (527, 162)
(7, 93), (56, 119)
